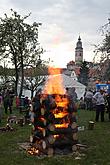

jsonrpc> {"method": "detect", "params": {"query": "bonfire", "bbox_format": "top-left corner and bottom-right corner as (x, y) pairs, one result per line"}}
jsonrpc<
(28, 67), (78, 156)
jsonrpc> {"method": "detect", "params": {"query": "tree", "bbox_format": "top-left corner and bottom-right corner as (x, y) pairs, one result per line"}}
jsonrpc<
(0, 62), (15, 88)
(94, 18), (110, 81)
(0, 9), (42, 96)
(23, 64), (48, 99)
(78, 61), (89, 86)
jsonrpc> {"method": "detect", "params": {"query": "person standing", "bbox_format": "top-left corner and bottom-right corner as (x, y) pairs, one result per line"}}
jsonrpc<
(105, 93), (110, 121)
(84, 89), (93, 110)
(3, 90), (10, 114)
(3, 89), (14, 114)
(0, 93), (3, 123)
(93, 89), (105, 122)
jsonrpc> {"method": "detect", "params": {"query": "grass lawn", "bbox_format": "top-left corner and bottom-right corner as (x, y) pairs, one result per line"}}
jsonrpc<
(0, 108), (110, 165)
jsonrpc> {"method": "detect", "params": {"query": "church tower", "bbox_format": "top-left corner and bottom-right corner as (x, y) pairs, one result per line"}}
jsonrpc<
(75, 36), (83, 65)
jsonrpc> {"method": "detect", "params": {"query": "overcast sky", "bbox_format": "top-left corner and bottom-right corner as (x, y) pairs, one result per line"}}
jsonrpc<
(0, 0), (110, 67)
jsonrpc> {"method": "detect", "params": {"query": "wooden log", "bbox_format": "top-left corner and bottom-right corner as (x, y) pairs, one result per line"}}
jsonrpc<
(51, 115), (70, 124)
(76, 143), (87, 150)
(7, 116), (17, 124)
(47, 148), (54, 157)
(72, 143), (87, 152)
(72, 133), (78, 141)
(47, 124), (55, 132)
(34, 128), (46, 138)
(35, 126), (78, 137)
(41, 108), (45, 115)
(31, 142), (47, 155)
(29, 135), (39, 143)
(42, 140), (47, 149)
(41, 140), (50, 150)
(41, 135), (56, 149)
(52, 138), (74, 148)
(34, 126), (78, 139)
(40, 134), (78, 149)
(17, 118), (24, 126)
(34, 121), (47, 128)
(53, 111), (68, 119)
(33, 134), (56, 153)
(33, 140), (54, 156)
(72, 144), (77, 152)
(46, 113), (55, 122)
(0, 127), (6, 132)
(47, 135), (56, 144)
(39, 117), (47, 126)
(52, 127), (78, 135)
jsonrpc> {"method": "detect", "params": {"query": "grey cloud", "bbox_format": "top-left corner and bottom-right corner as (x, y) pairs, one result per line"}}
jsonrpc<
(4, 0), (110, 65)
(9, 0), (60, 10)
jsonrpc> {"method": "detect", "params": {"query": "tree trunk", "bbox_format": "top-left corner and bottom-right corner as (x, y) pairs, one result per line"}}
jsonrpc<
(15, 68), (19, 96)
(19, 54), (24, 98)
(31, 86), (34, 99)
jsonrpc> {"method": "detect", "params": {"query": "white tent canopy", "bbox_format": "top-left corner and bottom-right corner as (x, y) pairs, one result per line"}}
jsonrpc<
(19, 74), (86, 99)
(43, 74), (86, 99)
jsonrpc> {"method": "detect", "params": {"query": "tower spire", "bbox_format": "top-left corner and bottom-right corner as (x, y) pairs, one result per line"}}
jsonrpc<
(78, 35), (81, 41)
(75, 36), (83, 65)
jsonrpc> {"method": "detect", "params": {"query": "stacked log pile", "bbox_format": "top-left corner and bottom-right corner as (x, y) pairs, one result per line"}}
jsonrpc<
(0, 123), (15, 132)
(28, 94), (78, 156)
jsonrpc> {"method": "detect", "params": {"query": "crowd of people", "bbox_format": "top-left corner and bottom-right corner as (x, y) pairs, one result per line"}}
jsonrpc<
(0, 88), (31, 123)
(0, 86), (110, 124)
(79, 88), (110, 122)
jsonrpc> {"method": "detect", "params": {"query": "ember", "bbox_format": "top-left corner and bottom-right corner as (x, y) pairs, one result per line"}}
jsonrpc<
(27, 147), (39, 155)
(29, 67), (78, 156)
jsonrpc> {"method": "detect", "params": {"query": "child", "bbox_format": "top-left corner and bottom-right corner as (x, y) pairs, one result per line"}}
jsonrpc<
(29, 104), (35, 124)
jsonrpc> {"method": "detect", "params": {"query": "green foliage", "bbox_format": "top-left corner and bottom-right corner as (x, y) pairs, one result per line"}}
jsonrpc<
(78, 61), (89, 86)
(0, 9), (43, 96)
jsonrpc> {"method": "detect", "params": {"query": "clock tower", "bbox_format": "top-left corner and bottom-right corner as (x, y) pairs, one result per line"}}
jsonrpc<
(75, 36), (83, 65)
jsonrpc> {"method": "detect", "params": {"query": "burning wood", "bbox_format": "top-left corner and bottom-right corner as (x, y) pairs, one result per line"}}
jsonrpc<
(55, 123), (69, 128)
(53, 111), (68, 118)
(28, 67), (78, 156)
(27, 147), (39, 155)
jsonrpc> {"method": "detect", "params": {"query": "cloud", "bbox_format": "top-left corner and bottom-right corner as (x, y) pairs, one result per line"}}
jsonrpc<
(0, 0), (110, 67)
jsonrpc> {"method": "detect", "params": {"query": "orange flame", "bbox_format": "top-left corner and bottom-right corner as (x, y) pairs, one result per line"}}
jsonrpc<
(27, 147), (39, 155)
(53, 135), (59, 138)
(42, 67), (70, 128)
(55, 123), (69, 128)
(53, 111), (68, 118)
(55, 95), (68, 107)
(43, 67), (66, 95)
